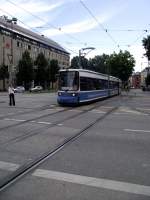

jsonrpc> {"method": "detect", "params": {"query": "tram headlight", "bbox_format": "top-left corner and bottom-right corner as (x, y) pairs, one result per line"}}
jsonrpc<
(72, 93), (76, 96)
(58, 92), (61, 96)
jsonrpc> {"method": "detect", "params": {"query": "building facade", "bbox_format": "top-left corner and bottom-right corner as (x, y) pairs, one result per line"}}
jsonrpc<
(141, 67), (150, 87)
(0, 16), (70, 90)
(130, 72), (141, 88)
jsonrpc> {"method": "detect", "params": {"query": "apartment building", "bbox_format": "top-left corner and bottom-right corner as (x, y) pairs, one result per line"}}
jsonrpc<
(130, 72), (141, 88)
(0, 16), (70, 90)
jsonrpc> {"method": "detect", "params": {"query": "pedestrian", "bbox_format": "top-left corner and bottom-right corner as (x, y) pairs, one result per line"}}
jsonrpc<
(8, 84), (15, 106)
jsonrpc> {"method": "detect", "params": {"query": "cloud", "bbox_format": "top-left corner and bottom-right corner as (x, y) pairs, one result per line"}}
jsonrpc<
(17, 1), (63, 13)
(41, 13), (113, 37)
(0, 0), (63, 18)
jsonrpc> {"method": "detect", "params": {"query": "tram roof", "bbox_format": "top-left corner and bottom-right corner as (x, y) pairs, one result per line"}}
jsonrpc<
(59, 68), (121, 82)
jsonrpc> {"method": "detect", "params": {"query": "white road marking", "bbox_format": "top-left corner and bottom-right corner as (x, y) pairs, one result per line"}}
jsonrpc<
(33, 169), (150, 196)
(1, 160), (150, 196)
(4, 118), (26, 122)
(69, 109), (82, 112)
(50, 104), (55, 107)
(118, 108), (148, 115)
(90, 110), (106, 114)
(0, 161), (19, 171)
(124, 129), (150, 133)
(102, 106), (113, 108)
(136, 108), (150, 111)
(114, 112), (148, 116)
(37, 121), (51, 125)
(57, 124), (63, 126)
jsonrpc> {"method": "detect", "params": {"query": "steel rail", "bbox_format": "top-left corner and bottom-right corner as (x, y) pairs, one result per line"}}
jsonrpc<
(0, 106), (118, 192)
(0, 97), (118, 146)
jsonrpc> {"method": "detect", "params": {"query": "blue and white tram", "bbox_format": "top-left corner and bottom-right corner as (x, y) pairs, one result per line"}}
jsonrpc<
(57, 69), (121, 105)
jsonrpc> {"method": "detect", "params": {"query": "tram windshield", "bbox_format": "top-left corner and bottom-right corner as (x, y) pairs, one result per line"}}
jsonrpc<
(58, 71), (79, 91)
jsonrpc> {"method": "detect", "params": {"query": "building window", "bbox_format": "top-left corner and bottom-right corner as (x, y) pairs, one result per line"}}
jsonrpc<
(28, 45), (31, 50)
(17, 41), (20, 47)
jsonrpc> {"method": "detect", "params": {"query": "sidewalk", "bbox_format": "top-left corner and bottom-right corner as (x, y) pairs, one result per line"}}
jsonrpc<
(0, 92), (7, 96)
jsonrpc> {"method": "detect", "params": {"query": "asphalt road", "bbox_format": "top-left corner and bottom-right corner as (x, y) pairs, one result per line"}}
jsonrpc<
(0, 89), (150, 200)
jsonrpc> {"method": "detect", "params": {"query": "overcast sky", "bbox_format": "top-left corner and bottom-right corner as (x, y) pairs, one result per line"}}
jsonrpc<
(0, 0), (149, 72)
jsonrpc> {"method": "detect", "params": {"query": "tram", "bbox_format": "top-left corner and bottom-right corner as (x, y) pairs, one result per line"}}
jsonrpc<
(57, 69), (121, 105)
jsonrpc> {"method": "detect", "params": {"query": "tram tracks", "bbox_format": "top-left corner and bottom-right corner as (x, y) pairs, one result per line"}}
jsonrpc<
(0, 104), (58, 120)
(0, 102), (118, 192)
(0, 99), (115, 146)
(0, 95), (118, 134)
(0, 106), (71, 132)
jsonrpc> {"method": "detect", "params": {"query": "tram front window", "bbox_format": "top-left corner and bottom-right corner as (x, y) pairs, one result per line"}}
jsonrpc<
(59, 71), (79, 91)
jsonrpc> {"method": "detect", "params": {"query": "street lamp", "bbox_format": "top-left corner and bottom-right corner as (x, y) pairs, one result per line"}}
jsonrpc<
(79, 47), (95, 69)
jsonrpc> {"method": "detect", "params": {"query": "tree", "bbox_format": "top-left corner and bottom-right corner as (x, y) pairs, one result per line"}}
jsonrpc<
(71, 56), (79, 68)
(108, 50), (135, 82)
(142, 35), (150, 62)
(0, 64), (9, 91)
(88, 54), (110, 73)
(71, 56), (88, 69)
(16, 51), (33, 90)
(49, 59), (59, 89)
(34, 52), (48, 88)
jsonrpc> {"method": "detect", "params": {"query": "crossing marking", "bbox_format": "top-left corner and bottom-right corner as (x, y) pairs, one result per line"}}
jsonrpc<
(0, 161), (19, 171)
(1, 160), (150, 196)
(124, 129), (150, 133)
(4, 118), (26, 122)
(90, 110), (106, 114)
(33, 169), (150, 196)
(37, 121), (51, 125)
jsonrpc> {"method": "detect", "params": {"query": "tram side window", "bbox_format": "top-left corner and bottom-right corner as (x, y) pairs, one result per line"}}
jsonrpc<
(80, 77), (93, 91)
(80, 77), (104, 91)
(93, 79), (102, 90)
(80, 77), (89, 91)
(101, 79), (108, 89)
(109, 81), (113, 89)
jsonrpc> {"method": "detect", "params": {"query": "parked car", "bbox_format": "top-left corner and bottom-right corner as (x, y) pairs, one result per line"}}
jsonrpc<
(14, 86), (25, 93)
(30, 86), (43, 92)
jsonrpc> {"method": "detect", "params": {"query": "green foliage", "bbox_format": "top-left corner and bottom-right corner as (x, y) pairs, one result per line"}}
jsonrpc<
(0, 64), (9, 79)
(34, 52), (48, 87)
(88, 54), (110, 73)
(108, 50), (135, 81)
(48, 59), (59, 88)
(71, 56), (88, 69)
(142, 35), (150, 61)
(0, 64), (9, 90)
(16, 50), (33, 89)
(145, 74), (150, 86)
(71, 56), (79, 68)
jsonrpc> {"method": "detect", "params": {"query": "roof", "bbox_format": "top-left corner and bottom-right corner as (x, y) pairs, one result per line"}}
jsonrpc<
(0, 17), (69, 55)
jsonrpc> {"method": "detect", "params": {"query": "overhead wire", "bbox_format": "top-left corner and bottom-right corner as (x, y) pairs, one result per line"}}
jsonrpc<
(1, 0), (149, 56)
(0, 8), (45, 35)
(5, 0), (87, 45)
(127, 30), (149, 47)
(0, 7), (78, 55)
(79, 0), (120, 49)
(79, 0), (150, 52)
